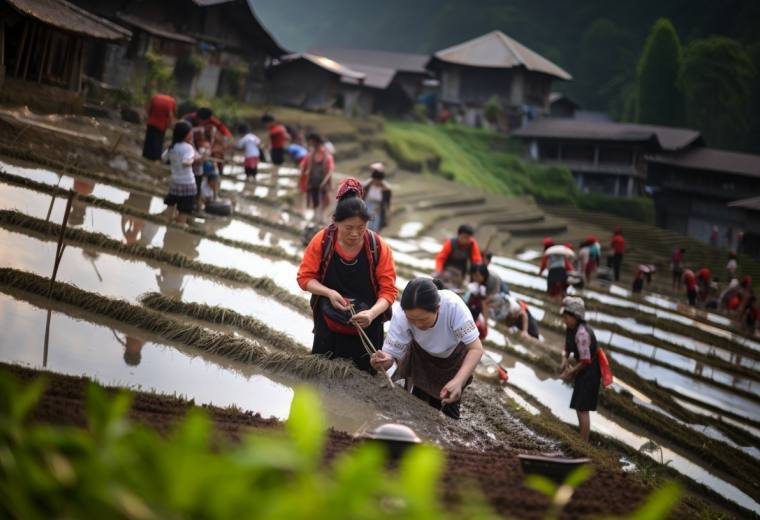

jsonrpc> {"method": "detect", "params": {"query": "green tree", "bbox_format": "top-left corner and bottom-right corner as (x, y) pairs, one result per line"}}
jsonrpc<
(744, 42), (760, 153)
(483, 95), (502, 124)
(635, 18), (684, 126)
(573, 18), (636, 112)
(681, 37), (756, 150)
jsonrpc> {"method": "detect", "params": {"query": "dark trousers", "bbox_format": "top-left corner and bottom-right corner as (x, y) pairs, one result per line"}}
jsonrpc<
(142, 125), (165, 161)
(612, 253), (623, 281)
(687, 288), (697, 306)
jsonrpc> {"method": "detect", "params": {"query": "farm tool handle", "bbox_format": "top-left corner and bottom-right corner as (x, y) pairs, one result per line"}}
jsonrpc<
(349, 304), (395, 389)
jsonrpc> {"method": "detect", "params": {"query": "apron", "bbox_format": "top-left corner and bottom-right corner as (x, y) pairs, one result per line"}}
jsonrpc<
(393, 341), (468, 399)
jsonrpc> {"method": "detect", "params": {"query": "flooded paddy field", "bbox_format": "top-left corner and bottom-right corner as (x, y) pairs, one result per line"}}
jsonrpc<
(2, 147), (759, 517)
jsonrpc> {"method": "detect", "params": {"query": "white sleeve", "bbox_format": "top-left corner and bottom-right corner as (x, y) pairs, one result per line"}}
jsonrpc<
(382, 304), (413, 360)
(161, 148), (169, 162)
(237, 136), (246, 149)
(181, 144), (195, 164)
(449, 296), (479, 345)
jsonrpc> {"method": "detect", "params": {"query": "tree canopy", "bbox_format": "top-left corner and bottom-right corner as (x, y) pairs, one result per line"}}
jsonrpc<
(636, 18), (684, 127)
(681, 37), (756, 150)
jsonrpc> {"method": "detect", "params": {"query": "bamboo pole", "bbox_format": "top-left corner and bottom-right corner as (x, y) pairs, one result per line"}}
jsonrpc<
(1, 19), (5, 67)
(48, 191), (75, 297)
(42, 308), (52, 367)
(21, 23), (36, 81)
(14, 20), (28, 77)
(44, 190), (74, 367)
(37, 27), (51, 84)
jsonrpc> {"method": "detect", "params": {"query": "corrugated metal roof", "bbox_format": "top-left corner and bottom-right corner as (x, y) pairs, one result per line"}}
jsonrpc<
(548, 92), (578, 108)
(309, 47), (429, 74)
(279, 53), (365, 81)
(6, 0), (131, 40)
(650, 148), (760, 179)
(116, 13), (195, 44)
(338, 64), (396, 89)
(514, 118), (702, 152)
(434, 30), (571, 80)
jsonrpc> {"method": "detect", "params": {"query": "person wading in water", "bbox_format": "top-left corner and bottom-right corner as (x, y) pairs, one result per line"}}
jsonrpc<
(434, 224), (482, 288)
(297, 179), (396, 372)
(559, 296), (601, 442)
(370, 278), (484, 419)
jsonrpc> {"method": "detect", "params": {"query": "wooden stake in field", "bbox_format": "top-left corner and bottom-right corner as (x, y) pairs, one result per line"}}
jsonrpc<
(43, 190), (75, 366)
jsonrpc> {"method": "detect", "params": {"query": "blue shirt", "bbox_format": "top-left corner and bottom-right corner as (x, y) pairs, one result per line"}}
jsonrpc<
(287, 144), (308, 161)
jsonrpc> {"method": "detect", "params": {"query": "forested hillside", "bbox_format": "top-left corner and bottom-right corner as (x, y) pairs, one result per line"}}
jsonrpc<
(253, 0), (760, 151)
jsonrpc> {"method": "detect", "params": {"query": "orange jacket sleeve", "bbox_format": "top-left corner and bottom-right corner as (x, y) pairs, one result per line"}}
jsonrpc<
(435, 239), (452, 273)
(297, 229), (326, 291)
(470, 239), (482, 265)
(375, 234), (398, 305)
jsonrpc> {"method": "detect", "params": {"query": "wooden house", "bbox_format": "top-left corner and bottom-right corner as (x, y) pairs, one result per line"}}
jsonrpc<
(548, 92), (578, 119)
(0, 0), (130, 109)
(309, 47), (433, 115)
(428, 30), (571, 129)
(513, 118), (703, 197)
(267, 53), (370, 115)
(647, 148), (760, 255)
(71, 0), (285, 101)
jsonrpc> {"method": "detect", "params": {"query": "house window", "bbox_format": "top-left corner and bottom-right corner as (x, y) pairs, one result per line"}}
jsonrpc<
(562, 143), (594, 162)
(538, 141), (559, 160)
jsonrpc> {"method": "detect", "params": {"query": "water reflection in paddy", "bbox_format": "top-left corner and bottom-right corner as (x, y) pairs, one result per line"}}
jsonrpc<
(500, 355), (760, 514)
(0, 228), (314, 347)
(0, 291), (380, 433)
(611, 351), (760, 422)
(0, 291), (294, 419)
(0, 160), (166, 212)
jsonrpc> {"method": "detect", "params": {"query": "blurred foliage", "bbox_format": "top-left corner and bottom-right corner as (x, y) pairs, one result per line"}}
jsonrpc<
(681, 36), (756, 150)
(0, 367), (687, 519)
(384, 122), (577, 205)
(577, 194), (655, 225)
(635, 18), (684, 127)
(483, 96), (502, 124)
(143, 49), (175, 97)
(0, 371), (498, 519)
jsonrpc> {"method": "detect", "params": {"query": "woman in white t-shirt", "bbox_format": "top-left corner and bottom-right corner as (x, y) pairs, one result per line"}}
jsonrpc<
(371, 278), (483, 419)
(236, 124), (261, 179)
(161, 121), (202, 225)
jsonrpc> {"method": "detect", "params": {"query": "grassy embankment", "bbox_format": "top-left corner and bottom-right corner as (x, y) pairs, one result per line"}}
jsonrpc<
(383, 121), (655, 223)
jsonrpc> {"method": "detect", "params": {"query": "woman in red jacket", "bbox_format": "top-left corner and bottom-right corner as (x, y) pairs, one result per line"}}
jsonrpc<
(297, 179), (397, 372)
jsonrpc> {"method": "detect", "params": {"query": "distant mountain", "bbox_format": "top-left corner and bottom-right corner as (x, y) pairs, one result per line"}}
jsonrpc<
(251, 0), (759, 114)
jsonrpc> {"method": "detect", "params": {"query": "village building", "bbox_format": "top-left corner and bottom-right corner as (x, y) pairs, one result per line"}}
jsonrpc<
(309, 47), (433, 115)
(71, 0), (285, 102)
(647, 148), (760, 257)
(513, 118), (703, 197)
(427, 30), (572, 129)
(547, 92), (578, 119)
(267, 53), (370, 115)
(0, 0), (131, 111)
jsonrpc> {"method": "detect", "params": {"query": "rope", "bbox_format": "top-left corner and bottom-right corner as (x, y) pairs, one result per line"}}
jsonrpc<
(349, 303), (395, 389)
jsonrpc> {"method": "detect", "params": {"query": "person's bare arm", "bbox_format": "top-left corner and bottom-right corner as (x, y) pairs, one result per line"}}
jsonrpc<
(305, 279), (349, 311)
(441, 339), (483, 404)
(351, 298), (390, 328)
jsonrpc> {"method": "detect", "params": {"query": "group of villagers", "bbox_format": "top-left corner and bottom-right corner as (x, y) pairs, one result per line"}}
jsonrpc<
(296, 180), (603, 438)
(148, 97), (600, 436)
